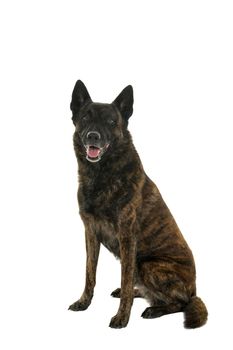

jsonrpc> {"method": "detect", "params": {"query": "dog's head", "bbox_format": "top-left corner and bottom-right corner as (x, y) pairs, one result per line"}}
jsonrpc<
(70, 80), (134, 163)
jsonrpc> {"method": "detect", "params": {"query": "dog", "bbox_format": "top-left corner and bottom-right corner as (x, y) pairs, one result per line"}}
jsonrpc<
(68, 80), (208, 329)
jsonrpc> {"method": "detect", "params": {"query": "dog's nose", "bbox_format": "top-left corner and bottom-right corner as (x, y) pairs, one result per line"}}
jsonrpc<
(86, 131), (101, 143)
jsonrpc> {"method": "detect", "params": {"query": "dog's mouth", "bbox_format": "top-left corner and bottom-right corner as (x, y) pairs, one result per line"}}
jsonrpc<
(85, 144), (109, 163)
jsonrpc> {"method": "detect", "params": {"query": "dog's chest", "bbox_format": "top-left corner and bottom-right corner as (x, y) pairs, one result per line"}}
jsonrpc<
(79, 176), (125, 220)
(94, 219), (120, 257)
(79, 174), (126, 257)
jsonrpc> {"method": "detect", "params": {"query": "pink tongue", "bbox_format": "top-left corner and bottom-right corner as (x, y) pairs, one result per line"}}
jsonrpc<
(87, 147), (100, 158)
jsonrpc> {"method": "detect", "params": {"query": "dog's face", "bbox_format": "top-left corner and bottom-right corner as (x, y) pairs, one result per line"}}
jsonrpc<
(70, 80), (134, 163)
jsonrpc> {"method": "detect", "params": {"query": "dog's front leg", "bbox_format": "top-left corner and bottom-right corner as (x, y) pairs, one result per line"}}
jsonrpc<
(69, 225), (100, 311)
(109, 215), (137, 328)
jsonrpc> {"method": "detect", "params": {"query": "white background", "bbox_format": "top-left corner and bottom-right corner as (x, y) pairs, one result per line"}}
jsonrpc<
(0, 0), (232, 349)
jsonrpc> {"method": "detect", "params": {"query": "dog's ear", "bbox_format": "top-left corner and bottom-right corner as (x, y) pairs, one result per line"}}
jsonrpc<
(70, 80), (92, 124)
(112, 85), (134, 121)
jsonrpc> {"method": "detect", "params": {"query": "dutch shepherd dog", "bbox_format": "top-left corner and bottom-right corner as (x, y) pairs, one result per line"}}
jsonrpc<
(68, 80), (208, 329)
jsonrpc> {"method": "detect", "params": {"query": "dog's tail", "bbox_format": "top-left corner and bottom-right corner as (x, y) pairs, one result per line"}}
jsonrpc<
(183, 296), (208, 328)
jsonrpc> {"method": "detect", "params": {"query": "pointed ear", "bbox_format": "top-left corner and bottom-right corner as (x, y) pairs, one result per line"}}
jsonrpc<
(70, 80), (92, 116)
(112, 85), (134, 121)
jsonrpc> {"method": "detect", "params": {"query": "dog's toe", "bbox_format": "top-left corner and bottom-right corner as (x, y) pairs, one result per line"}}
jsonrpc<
(141, 307), (164, 319)
(68, 300), (89, 311)
(109, 313), (129, 328)
(111, 288), (121, 298)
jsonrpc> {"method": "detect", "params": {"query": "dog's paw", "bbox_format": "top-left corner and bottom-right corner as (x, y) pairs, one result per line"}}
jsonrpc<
(141, 306), (163, 319)
(109, 313), (129, 329)
(68, 299), (90, 311)
(111, 288), (121, 298)
(111, 288), (142, 298)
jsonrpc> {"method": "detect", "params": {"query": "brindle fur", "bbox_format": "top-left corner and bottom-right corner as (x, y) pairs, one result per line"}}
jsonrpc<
(68, 80), (208, 329)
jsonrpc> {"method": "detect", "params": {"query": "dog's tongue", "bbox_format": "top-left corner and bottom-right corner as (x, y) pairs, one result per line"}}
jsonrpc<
(87, 146), (101, 158)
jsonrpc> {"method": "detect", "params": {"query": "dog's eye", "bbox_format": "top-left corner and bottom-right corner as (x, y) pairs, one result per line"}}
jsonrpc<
(82, 114), (89, 122)
(108, 119), (116, 126)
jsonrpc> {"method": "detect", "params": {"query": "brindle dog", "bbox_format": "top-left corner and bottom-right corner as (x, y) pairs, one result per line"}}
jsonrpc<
(68, 80), (208, 329)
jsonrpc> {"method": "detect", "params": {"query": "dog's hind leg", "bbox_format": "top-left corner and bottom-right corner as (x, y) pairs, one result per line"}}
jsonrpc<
(138, 260), (194, 322)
